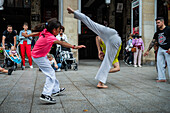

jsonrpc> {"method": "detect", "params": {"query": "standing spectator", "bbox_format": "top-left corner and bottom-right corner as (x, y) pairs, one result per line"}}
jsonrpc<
(19, 22), (33, 69)
(144, 17), (170, 82)
(2, 25), (17, 49)
(132, 35), (144, 67)
(124, 34), (133, 65)
(14, 30), (20, 46)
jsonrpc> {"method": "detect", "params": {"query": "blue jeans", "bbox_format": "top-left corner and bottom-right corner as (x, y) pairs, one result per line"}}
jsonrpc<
(51, 63), (61, 71)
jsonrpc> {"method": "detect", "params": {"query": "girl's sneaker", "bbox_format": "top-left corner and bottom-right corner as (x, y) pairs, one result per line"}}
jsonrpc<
(52, 88), (65, 97)
(40, 94), (56, 103)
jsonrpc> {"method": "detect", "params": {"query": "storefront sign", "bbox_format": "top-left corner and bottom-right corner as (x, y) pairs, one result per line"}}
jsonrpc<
(116, 3), (123, 13)
(132, 0), (139, 8)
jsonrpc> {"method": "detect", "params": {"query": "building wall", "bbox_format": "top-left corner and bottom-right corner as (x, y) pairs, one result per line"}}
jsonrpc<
(31, 0), (41, 29)
(63, 0), (79, 61)
(142, 0), (155, 64)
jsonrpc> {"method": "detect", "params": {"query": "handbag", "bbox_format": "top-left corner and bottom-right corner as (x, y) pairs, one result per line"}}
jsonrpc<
(131, 47), (136, 52)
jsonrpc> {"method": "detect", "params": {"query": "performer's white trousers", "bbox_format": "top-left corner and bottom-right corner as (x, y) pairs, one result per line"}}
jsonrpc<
(74, 10), (122, 83)
(32, 56), (60, 96)
(157, 47), (170, 80)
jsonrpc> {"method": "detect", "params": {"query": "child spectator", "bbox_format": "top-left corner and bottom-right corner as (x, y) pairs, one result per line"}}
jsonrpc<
(9, 46), (20, 60)
(47, 54), (61, 72)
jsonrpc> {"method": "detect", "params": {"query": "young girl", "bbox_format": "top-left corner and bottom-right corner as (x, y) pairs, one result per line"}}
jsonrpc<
(9, 46), (20, 60)
(22, 18), (85, 103)
(67, 7), (122, 88)
(47, 54), (61, 72)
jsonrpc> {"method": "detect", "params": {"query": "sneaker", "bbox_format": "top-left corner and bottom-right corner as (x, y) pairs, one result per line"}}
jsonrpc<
(30, 65), (33, 69)
(56, 68), (61, 72)
(22, 66), (25, 69)
(8, 68), (14, 75)
(138, 65), (142, 67)
(0, 6), (4, 10)
(52, 88), (65, 97)
(40, 94), (56, 103)
(134, 65), (137, 68)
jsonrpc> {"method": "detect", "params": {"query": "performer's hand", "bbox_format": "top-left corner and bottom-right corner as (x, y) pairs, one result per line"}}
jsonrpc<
(67, 7), (74, 14)
(98, 51), (104, 60)
(144, 51), (149, 56)
(74, 45), (86, 49)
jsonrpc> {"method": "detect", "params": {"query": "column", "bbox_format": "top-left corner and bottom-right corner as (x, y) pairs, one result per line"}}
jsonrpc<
(63, 0), (79, 61)
(142, 0), (155, 63)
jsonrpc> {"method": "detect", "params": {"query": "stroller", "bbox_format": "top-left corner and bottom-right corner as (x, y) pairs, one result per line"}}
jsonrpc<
(56, 46), (78, 71)
(1, 43), (23, 70)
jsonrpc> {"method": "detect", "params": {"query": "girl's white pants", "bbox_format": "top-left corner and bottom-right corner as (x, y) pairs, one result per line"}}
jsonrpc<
(32, 56), (60, 96)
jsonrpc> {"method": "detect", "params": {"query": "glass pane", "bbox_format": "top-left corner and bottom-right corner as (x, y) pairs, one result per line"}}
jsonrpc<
(7, 0), (14, 7)
(15, 0), (22, 7)
(133, 6), (139, 36)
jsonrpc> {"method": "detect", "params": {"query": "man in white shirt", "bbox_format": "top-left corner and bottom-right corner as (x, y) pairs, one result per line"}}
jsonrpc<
(56, 26), (69, 53)
(56, 26), (68, 42)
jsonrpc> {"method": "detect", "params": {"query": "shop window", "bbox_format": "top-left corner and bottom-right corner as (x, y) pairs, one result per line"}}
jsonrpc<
(4, 0), (30, 8)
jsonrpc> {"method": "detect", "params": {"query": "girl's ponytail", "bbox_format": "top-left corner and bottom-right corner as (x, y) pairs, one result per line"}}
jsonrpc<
(33, 18), (61, 33)
(32, 23), (46, 32)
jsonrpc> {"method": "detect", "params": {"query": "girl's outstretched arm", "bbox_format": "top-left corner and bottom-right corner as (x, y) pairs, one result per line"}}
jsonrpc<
(54, 40), (86, 49)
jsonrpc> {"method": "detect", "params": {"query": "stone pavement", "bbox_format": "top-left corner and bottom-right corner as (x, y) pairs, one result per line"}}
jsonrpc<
(0, 60), (170, 113)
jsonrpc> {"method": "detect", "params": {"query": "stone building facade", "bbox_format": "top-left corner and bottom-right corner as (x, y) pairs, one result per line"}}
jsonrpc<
(0, 0), (169, 63)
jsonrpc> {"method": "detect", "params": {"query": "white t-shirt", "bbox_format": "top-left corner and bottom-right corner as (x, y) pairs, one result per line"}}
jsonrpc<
(56, 33), (68, 42)
(49, 59), (55, 65)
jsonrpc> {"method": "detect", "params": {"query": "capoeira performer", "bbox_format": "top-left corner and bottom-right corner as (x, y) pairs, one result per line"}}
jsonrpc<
(67, 7), (122, 88)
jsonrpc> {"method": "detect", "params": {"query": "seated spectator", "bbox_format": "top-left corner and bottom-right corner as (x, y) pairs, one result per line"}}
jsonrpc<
(56, 26), (68, 42)
(47, 54), (61, 72)
(0, 67), (13, 75)
(55, 26), (69, 53)
(9, 46), (20, 60)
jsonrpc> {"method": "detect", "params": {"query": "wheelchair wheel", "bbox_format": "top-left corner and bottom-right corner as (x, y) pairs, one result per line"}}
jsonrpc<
(1, 64), (5, 68)
(65, 65), (68, 71)
(73, 63), (78, 71)
(14, 65), (17, 71)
